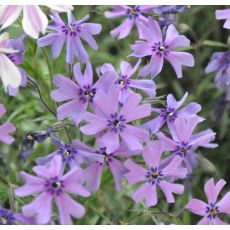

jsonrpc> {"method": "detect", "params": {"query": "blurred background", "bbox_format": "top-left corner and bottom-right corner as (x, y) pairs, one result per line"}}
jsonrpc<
(0, 5), (230, 225)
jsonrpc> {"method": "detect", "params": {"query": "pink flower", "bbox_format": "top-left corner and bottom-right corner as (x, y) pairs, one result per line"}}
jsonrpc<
(186, 178), (230, 225)
(0, 5), (73, 39)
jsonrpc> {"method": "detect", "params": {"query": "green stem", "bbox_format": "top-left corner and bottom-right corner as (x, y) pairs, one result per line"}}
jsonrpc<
(8, 187), (16, 213)
(0, 173), (10, 187)
(28, 77), (56, 117)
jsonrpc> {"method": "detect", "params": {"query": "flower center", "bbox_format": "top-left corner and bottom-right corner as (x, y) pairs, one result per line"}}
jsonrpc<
(61, 23), (81, 36)
(79, 85), (96, 104)
(146, 167), (163, 185)
(173, 142), (192, 157)
(152, 42), (170, 57)
(45, 177), (64, 195)
(206, 203), (219, 220)
(127, 6), (140, 19)
(107, 113), (126, 133)
(1, 216), (8, 225)
(58, 145), (77, 163)
(117, 75), (130, 89)
(160, 107), (177, 122)
(0, 209), (14, 225)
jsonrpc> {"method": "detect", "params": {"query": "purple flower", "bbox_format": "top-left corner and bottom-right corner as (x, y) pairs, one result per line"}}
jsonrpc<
(80, 87), (151, 153)
(0, 5), (73, 39)
(0, 32), (22, 91)
(157, 115), (218, 173)
(15, 155), (90, 225)
(205, 51), (230, 101)
(36, 137), (104, 169)
(105, 5), (155, 39)
(0, 103), (15, 144)
(186, 178), (230, 225)
(124, 141), (187, 207)
(142, 92), (201, 134)
(51, 62), (113, 125)
(130, 17), (195, 78)
(38, 12), (102, 64)
(0, 205), (36, 225)
(216, 9), (230, 29)
(6, 34), (28, 96)
(83, 142), (139, 192)
(97, 59), (156, 104)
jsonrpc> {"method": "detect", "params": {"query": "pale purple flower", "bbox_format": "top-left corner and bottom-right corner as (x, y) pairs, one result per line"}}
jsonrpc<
(124, 141), (186, 207)
(157, 115), (218, 173)
(36, 137), (104, 169)
(205, 51), (230, 101)
(0, 32), (22, 91)
(142, 92), (201, 134)
(216, 9), (230, 29)
(0, 5), (73, 39)
(0, 103), (15, 144)
(15, 155), (90, 225)
(38, 12), (102, 64)
(80, 87), (151, 153)
(186, 178), (230, 225)
(97, 59), (156, 104)
(130, 17), (195, 78)
(6, 34), (28, 96)
(51, 62), (113, 125)
(83, 142), (139, 192)
(105, 5), (155, 39)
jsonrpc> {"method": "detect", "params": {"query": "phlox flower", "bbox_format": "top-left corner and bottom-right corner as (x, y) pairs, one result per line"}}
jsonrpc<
(104, 5), (155, 39)
(130, 17), (194, 78)
(51, 61), (113, 125)
(142, 92), (201, 134)
(205, 51), (230, 101)
(0, 5), (73, 39)
(97, 59), (156, 104)
(186, 178), (230, 225)
(38, 12), (102, 64)
(0, 32), (22, 91)
(157, 115), (217, 173)
(124, 141), (187, 207)
(36, 137), (105, 169)
(216, 9), (230, 29)
(80, 87), (151, 153)
(0, 103), (15, 144)
(15, 155), (90, 225)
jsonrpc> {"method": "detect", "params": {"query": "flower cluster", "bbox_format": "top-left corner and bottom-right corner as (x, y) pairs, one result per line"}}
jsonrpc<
(0, 5), (229, 226)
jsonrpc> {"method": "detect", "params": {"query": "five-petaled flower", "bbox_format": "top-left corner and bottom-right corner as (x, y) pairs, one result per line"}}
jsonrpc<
(15, 155), (90, 225)
(105, 5), (155, 39)
(186, 178), (230, 224)
(130, 17), (195, 78)
(38, 12), (102, 64)
(80, 87), (151, 153)
(124, 141), (187, 207)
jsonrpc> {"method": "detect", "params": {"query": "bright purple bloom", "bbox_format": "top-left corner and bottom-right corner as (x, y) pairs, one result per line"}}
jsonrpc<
(6, 34), (28, 96)
(205, 51), (230, 101)
(80, 87), (151, 153)
(216, 9), (230, 29)
(38, 12), (102, 64)
(36, 137), (104, 169)
(0, 5), (73, 39)
(124, 141), (186, 207)
(130, 17), (195, 78)
(0, 205), (36, 225)
(105, 5), (155, 39)
(142, 92), (201, 134)
(51, 62), (112, 125)
(15, 155), (90, 225)
(97, 59), (156, 104)
(157, 115), (218, 173)
(0, 103), (15, 144)
(82, 142), (139, 192)
(186, 178), (230, 225)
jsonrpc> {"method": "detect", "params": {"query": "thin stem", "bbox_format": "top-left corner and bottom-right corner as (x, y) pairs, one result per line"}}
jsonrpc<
(0, 173), (10, 187)
(8, 187), (16, 213)
(28, 77), (56, 117)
